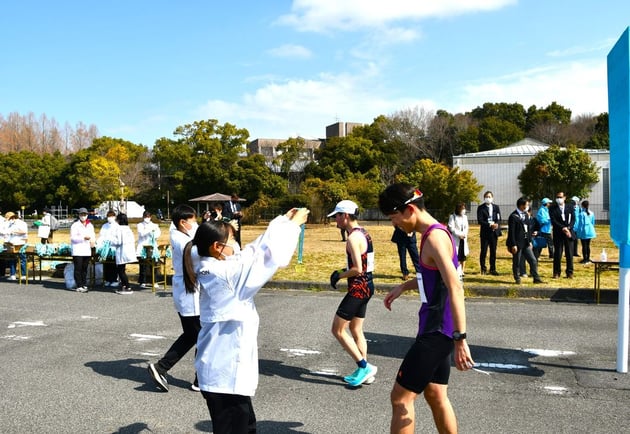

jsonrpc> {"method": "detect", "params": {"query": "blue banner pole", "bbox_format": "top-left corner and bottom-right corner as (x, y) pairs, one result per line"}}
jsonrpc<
(608, 26), (630, 373)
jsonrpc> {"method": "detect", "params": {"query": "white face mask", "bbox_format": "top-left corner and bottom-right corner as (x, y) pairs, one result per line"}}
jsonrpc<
(187, 222), (198, 238)
(219, 241), (241, 258)
(484, 197), (493, 204)
(556, 198), (564, 205)
(79, 215), (87, 222)
(107, 216), (115, 224)
(143, 217), (151, 224)
(524, 206), (529, 212)
(460, 209), (466, 216)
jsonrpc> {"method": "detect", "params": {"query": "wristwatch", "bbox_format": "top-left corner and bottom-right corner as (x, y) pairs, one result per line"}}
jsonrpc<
(452, 331), (467, 341)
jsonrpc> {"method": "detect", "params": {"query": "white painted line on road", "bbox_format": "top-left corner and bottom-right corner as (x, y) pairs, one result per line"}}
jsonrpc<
(543, 385), (568, 395)
(8, 321), (46, 329)
(474, 362), (528, 370)
(2, 334), (31, 341)
(521, 349), (576, 357)
(310, 369), (339, 376)
(81, 315), (98, 319)
(129, 333), (166, 341)
(280, 348), (321, 357)
(139, 352), (161, 357)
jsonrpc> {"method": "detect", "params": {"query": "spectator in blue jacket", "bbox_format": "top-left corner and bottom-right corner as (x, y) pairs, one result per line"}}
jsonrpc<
(571, 196), (580, 257)
(576, 200), (596, 264)
(534, 198), (554, 259)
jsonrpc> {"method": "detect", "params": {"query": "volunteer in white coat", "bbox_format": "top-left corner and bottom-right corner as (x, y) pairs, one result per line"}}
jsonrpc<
(136, 210), (162, 288)
(148, 204), (200, 392)
(183, 208), (309, 434)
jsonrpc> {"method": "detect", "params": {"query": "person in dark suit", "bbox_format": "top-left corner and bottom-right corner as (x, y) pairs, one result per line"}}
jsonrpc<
(390, 226), (420, 280)
(476, 191), (502, 275)
(507, 197), (543, 284)
(223, 193), (243, 246)
(549, 191), (575, 279)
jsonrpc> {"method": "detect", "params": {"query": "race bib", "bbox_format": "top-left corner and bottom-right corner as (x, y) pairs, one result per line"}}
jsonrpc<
(416, 272), (427, 304)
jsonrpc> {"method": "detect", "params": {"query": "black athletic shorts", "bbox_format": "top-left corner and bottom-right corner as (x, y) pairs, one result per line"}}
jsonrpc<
(336, 292), (371, 321)
(396, 332), (454, 394)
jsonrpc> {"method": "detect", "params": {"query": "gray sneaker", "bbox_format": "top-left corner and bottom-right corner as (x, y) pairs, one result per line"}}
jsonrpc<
(148, 363), (168, 392)
(115, 287), (133, 295)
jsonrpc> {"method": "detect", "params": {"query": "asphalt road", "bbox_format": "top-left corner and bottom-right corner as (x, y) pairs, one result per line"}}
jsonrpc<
(1, 280), (629, 433)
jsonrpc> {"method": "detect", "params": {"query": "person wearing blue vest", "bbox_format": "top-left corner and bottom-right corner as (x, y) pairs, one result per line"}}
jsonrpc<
(534, 198), (554, 259)
(576, 200), (596, 263)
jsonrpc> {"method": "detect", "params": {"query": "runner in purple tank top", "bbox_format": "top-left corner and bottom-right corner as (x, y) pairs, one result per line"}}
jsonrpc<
(379, 183), (474, 434)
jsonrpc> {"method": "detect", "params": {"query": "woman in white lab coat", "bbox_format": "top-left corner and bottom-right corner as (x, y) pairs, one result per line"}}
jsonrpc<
(183, 208), (309, 434)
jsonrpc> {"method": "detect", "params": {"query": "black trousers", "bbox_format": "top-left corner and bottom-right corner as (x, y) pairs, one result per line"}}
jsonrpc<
(479, 233), (498, 272)
(553, 233), (574, 276)
(157, 314), (201, 372)
(73, 255), (91, 288)
(202, 391), (256, 434)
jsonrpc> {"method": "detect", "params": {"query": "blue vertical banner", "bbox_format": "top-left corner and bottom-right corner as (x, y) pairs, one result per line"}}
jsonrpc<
(607, 26), (630, 374)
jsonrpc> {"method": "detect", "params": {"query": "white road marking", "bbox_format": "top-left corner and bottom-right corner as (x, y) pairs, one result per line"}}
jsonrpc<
(280, 348), (321, 357)
(129, 333), (166, 341)
(8, 321), (46, 329)
(521, 348), (576, 357)
(2, 334), (31, 341)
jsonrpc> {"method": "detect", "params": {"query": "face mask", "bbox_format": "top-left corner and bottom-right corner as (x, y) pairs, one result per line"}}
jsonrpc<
(524, 206), (529, 212)
(187, 222), (198, 237)
(143, 218), (151, 224)
(79, 215), (87, 222)
(556, 198), (564, 205)
(107, 216), (115, 224)
(219, 241), (241, 258)
(484, 197), (493, 204)
(460, 209), (466, 216)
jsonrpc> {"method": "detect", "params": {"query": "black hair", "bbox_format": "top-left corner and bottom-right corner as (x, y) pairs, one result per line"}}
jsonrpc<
(582, 200), (591, 215)
(454, 202), (466, 214)
(142, 210), (152, 218)
(378, 183), (425, 215)
(516, 197), (528, 208)
(172, 204), (196, 229)
(106, 209), (116, 217)
(183, 220), (234, 294)
(116, 213), (129, 226)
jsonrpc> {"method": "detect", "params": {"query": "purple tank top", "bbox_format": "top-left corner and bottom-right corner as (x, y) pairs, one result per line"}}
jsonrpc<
(416, 223), (459, 338)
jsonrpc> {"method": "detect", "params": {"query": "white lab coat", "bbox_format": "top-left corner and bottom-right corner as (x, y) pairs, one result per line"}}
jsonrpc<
(111, 225), (137, 265)
(70, 220), (95, 256)
(4, 218), (28, 246)
(195, 215), (301, 396)
(136, 220), (161, 256)
(170, 224), (199, 316)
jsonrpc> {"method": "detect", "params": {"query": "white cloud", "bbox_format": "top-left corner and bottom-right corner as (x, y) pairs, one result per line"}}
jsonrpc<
(267, 44), (313, 59)
(454, 59), (607, 117)
(277, 0), (516, 32)
(196, 72), (434, 140)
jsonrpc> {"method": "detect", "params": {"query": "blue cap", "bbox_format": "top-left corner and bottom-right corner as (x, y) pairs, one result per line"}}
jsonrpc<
(541, 198), (551, 205)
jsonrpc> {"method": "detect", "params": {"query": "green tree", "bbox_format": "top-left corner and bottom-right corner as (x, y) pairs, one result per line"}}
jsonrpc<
(396, 159), (482, 221)
(585, 113), (610, 149)
(518, 145), (599, 200)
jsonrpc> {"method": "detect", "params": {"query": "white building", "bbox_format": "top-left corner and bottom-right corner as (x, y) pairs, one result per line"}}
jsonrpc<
(453, 138), (610, 222)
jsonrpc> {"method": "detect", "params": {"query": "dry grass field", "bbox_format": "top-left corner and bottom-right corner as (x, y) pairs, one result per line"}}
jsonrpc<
(38, 219), (619, 293)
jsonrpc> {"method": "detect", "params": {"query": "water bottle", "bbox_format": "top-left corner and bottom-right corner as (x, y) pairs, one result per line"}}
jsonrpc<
(600, 248), (607, 261)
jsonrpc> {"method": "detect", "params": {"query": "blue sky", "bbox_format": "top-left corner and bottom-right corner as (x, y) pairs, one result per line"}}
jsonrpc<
(1, 0), (628, 146)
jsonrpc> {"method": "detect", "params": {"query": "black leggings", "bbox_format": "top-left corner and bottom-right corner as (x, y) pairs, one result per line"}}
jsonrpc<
(202, 391), (256, 434)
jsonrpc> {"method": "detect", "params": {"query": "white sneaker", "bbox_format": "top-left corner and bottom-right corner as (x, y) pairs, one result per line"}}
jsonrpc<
(139, 283), (148, 289)
(153, 283), (161, 289)
(76, 286), (88, 293)
(20, 275), (27, 281)
(9, 275), (16, 281)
